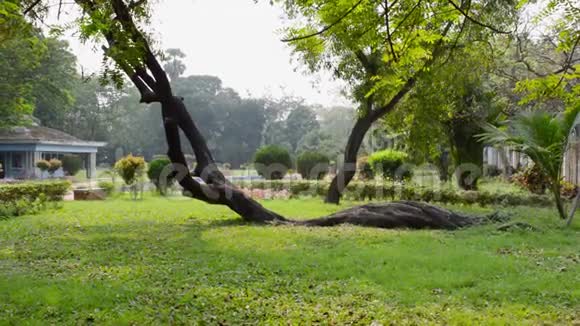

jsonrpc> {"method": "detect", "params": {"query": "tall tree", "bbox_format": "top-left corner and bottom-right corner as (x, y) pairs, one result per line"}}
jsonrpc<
(163, 48), (187, 81)
(32, 37), (77, 128)
(0, 1), (50, 127)
(385, 42), (504, 189)
(285, 105), (320, 154)
(278, 0), (518, 203)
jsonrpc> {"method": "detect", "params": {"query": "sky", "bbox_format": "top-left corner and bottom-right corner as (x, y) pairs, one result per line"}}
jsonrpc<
(59, 0), (350, 107)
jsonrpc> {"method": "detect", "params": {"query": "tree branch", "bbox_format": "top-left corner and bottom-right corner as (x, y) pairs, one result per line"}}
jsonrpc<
(384, 0), (398, 62)
(439, 0), (470, 67)
(23, 0), (43, 14)
(109, 0), (172, 96)
(447, 0), (510, 34)
(552, 33), (580, 91)
(391, 0), (422, 36)
(282, 0), (365, 42)
(370, 21), (453, 120)
(128, 0), (146, 10)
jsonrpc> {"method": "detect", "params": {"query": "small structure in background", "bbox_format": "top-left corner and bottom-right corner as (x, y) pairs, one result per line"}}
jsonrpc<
(484, 127), (580, 185)
(483, 146), (529, 175)
(563, 124), (580, 185)
(0, 125), (105, 180)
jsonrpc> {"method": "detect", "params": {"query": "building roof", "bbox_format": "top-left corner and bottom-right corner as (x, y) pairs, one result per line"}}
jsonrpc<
(0, 126), (106, 147)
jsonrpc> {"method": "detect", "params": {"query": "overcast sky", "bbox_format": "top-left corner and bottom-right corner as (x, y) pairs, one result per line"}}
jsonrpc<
(60, 0), (350, 107)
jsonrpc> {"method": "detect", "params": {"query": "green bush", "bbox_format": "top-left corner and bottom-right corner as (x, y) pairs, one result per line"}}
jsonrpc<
(62, 155), (83, 176)
(36, 160), (50, 172)
(0, 180), (71, 203)
(147, 158), (174, 194)
(297, 152), (330, 180)
(254, 145), (292, 180)
(511, 164), (549, 195)
(0, 194), (51, 219)
(114, 154), (147, 186)
(232, 180), (553, 207)
(47, 159), (62, 175)
(115, 154), (147, 200)
(98, 181), (115, 196)
(368, 149), (412, 180)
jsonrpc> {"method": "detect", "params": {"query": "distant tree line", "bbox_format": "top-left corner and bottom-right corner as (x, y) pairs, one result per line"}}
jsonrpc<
(0, 32), (371, 168)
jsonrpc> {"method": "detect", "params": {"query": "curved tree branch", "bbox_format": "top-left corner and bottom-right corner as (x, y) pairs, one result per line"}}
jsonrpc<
(384, 0), (398, 62)
(447, 0), (511, 34)
(282, 0), (365, 42)
(23, 0), (43, 14)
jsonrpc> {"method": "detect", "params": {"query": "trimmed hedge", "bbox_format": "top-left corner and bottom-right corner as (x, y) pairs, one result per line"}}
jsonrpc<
(62, 155), (83, 176)
(297, 152), (330, 180)
(233, 180), (553, 207)
(147, 157), (174, 194)
(0, 180), (71, 202)
(254, 145), (292, 180)
(368, 149), (412, 180)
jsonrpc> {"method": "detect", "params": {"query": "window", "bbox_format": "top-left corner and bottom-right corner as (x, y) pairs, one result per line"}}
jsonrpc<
(12, 153), (24, 169)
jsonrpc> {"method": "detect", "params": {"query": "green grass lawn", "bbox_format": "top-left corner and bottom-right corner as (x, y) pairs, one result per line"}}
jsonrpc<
(0, 196), (579, 324)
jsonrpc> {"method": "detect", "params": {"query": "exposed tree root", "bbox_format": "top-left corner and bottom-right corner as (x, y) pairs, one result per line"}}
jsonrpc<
(290, 201), (501, 230)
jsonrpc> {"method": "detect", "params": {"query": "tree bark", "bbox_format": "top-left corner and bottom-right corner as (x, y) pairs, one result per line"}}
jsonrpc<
(326, 78), (416, 204)
(301, 201), (483, 229)
(160, 97), (287, 223)
(326, 115), (373, 204)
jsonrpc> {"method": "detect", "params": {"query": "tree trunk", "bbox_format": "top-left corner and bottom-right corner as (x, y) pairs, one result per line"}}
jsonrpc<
(449, 121), (484, 191)
(437, 149), (451, 182)
(551, 183), (567, 220)
(160, 97), (287, 223)
(326, 116), (373, 204)
(326, 78), (417, 204)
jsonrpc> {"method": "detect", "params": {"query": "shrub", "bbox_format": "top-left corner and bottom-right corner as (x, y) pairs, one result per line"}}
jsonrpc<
(0, 194), (50, 219)
(47, 159), (62, 175)
(36, 160), (50, 172)
(368, 149), (412, 180)
(511, 164), (549, 195)
(0, 180), (71, 203)
(560, 180), (577, 199)
(62, 155), (83, 176)
(98, 181), (115, 196)
(357, 156), (374, 180)
(254, 145), (292, 180)
(296, 152), (330, 180)
(115, 154), (146, 200)
(231, 179), (555, 207)
(114, 154), (146, 186)
(147, 158), (174, 194)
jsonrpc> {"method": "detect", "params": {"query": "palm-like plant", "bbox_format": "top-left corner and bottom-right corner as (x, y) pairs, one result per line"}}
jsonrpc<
(479, 107), (580, 222)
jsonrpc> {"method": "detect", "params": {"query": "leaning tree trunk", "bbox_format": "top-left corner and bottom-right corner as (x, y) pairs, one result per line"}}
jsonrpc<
(326, 116), (373, 204)
(62, 0), (492, 230)
(325, 20), (455, 205)
(326, 78), (416, 204)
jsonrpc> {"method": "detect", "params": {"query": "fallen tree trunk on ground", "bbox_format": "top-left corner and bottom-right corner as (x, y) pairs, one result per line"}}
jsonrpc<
(297, 201), (485, 230)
